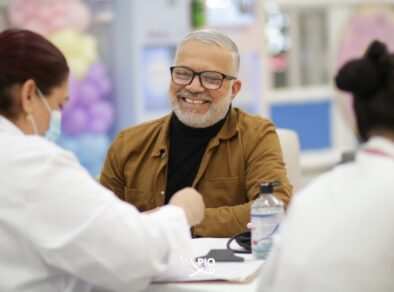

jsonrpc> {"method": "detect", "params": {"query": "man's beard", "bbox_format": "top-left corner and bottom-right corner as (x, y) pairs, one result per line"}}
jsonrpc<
(169, 90), (232, 128)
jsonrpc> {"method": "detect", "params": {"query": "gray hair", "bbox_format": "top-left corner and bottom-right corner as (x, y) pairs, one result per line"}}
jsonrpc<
(177, 29), (240, 75)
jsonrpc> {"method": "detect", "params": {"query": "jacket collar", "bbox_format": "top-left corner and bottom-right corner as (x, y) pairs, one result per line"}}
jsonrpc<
(152, 107), (239, 158)
(0, 115), (24, 136)
(152, 114), (172, 158)
(216, 107), (239, 140)
(361, 136), (394, 159)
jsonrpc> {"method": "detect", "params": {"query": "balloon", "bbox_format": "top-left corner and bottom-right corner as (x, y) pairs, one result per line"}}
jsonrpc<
(49, 29), (98, 79)
(85, 62), (112, 96)
(63, 63), (115, 136)
(79, 36), (98, 64)
(78, 81), (101, 106)
(87, 101), (114, 134)
(62, 107), (88, 136)
(68, 0), (92, 32)
(52, 1), (67, 15)
(86, 62), (106, 81)
(24, 20), (48, 35)
(36, 5), (52, 21)
(7, 0), (25, 26)
(63, 63), (115, 135)
(68, 58), (91, 80)
(6, 0), (92, 35)
(50, 16), (68, 31)
(98, 78), (112, 97)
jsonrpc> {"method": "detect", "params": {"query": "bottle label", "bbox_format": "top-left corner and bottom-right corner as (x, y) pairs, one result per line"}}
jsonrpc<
(251, 213), (280, 257)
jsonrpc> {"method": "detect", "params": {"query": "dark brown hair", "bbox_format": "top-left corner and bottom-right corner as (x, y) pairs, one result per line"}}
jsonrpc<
(335, 40), (394, 141)
(0, 29), (69, 119)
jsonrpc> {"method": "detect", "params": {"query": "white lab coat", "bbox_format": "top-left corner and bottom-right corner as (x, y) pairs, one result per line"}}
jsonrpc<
(259, 136), (394, 292)
(0, 116), (193, 292)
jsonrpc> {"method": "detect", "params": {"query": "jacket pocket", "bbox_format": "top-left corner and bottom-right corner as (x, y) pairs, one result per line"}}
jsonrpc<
(124, 187), (155, 212)
(197, 176), (246, 208)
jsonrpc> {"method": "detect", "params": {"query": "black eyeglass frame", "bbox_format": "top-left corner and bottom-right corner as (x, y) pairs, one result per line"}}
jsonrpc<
(170, 66), (236, 89)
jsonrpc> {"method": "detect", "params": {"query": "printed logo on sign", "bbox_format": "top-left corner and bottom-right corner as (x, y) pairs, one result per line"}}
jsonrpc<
(180, 256), (216, 278)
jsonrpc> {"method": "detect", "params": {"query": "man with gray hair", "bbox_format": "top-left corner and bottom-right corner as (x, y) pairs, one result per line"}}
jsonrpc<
(100, 29), (292, 237)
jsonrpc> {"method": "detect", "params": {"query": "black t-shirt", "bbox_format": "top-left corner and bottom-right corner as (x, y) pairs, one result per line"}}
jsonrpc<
(165, 111), (228, 203)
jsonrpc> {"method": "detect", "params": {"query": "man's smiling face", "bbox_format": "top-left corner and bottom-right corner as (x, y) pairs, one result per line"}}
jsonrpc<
(168, 40), (240, 128)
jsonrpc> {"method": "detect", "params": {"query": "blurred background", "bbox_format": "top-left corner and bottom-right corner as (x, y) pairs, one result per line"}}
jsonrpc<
(0, 0), (393, 184)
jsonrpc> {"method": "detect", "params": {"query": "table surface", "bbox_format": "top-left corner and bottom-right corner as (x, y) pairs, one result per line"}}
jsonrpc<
(143, 238), (263, 292)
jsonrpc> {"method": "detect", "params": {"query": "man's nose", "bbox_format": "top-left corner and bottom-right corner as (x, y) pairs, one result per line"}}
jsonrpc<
(186, 75), (205, 92)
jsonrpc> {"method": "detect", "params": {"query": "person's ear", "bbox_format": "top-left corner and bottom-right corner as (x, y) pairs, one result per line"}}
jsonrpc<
(20, 79), (37, 115)
(230, 79), (242, 101)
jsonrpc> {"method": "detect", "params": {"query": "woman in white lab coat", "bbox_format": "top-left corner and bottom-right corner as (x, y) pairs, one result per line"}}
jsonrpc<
(0, 29), (204, 292)
(258, 41), (394, 292)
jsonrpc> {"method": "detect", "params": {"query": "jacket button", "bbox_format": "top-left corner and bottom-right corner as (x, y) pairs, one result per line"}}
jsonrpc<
(160, 191), (165, 195)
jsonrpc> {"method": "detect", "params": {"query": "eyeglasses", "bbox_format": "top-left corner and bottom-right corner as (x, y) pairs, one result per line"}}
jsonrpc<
(170, 66), (236, 90)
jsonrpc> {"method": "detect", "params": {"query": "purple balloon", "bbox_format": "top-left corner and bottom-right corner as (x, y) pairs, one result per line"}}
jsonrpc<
(85, 62), (112, 97)
(62, 107), (88, 136)
(87, 101), (114, 134)
(62, 64), (113, 136)
(97, 77), (112, 97)
(78, 81), (101, 106)
(87, 62), (106, 83)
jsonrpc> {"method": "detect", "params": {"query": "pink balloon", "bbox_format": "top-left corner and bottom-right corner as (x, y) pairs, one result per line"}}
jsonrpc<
(24, 20), (49, 35)
(22, 2), (35, 18)
(50, 16), (68, 30)
(87, 101), (114, 134)
(7, 0), (92, 34)
(7, 8), (24, 26)
(52, 1), (67, 15)
(37, 5), (52, 22)
(12, 0), (24, 11)
(69, 0), (92, 31)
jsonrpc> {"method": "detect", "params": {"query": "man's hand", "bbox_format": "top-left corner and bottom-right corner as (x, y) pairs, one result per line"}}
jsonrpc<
(169, 187), (205, 226)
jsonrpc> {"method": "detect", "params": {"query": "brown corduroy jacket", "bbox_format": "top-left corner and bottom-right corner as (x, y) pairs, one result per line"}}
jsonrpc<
(100, 107), (292, 237)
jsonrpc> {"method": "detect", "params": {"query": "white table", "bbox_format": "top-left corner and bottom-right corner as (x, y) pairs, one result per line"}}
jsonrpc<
(143, 238), (264, 292)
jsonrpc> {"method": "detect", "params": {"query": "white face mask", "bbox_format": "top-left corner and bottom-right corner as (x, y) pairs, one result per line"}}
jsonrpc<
(28, 88), (62, 142)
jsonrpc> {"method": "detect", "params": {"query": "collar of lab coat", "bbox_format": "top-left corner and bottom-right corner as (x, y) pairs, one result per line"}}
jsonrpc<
(0, 115), (25, 136)
(361, 136), (394, 159)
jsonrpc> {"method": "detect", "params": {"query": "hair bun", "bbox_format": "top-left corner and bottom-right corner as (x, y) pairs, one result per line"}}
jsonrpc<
(335, 40), (390, 99)
(365, 40), (388, 62)
(335, 59), (379, 98)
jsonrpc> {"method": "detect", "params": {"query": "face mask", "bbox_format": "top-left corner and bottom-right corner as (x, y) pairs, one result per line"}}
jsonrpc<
(36, 88), (62, 142)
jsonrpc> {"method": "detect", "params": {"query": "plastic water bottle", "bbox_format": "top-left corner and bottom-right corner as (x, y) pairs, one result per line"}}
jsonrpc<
(251, 181), (284, 259)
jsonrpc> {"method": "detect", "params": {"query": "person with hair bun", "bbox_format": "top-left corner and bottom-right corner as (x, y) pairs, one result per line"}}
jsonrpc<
(336, 40), (394, 142)
(0, 29), (205, 292)
(258, 40), (394, 292)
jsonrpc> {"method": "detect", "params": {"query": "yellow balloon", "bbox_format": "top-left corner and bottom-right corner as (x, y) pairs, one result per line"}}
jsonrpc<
(49, 29), (98, 79)
(68, 58), (88, 80)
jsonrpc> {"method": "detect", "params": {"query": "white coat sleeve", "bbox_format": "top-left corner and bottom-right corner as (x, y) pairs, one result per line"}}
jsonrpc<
(26, 149), (193, 292)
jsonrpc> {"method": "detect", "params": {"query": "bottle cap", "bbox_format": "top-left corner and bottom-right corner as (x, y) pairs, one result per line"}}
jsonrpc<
(260, 181), (281, 194)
